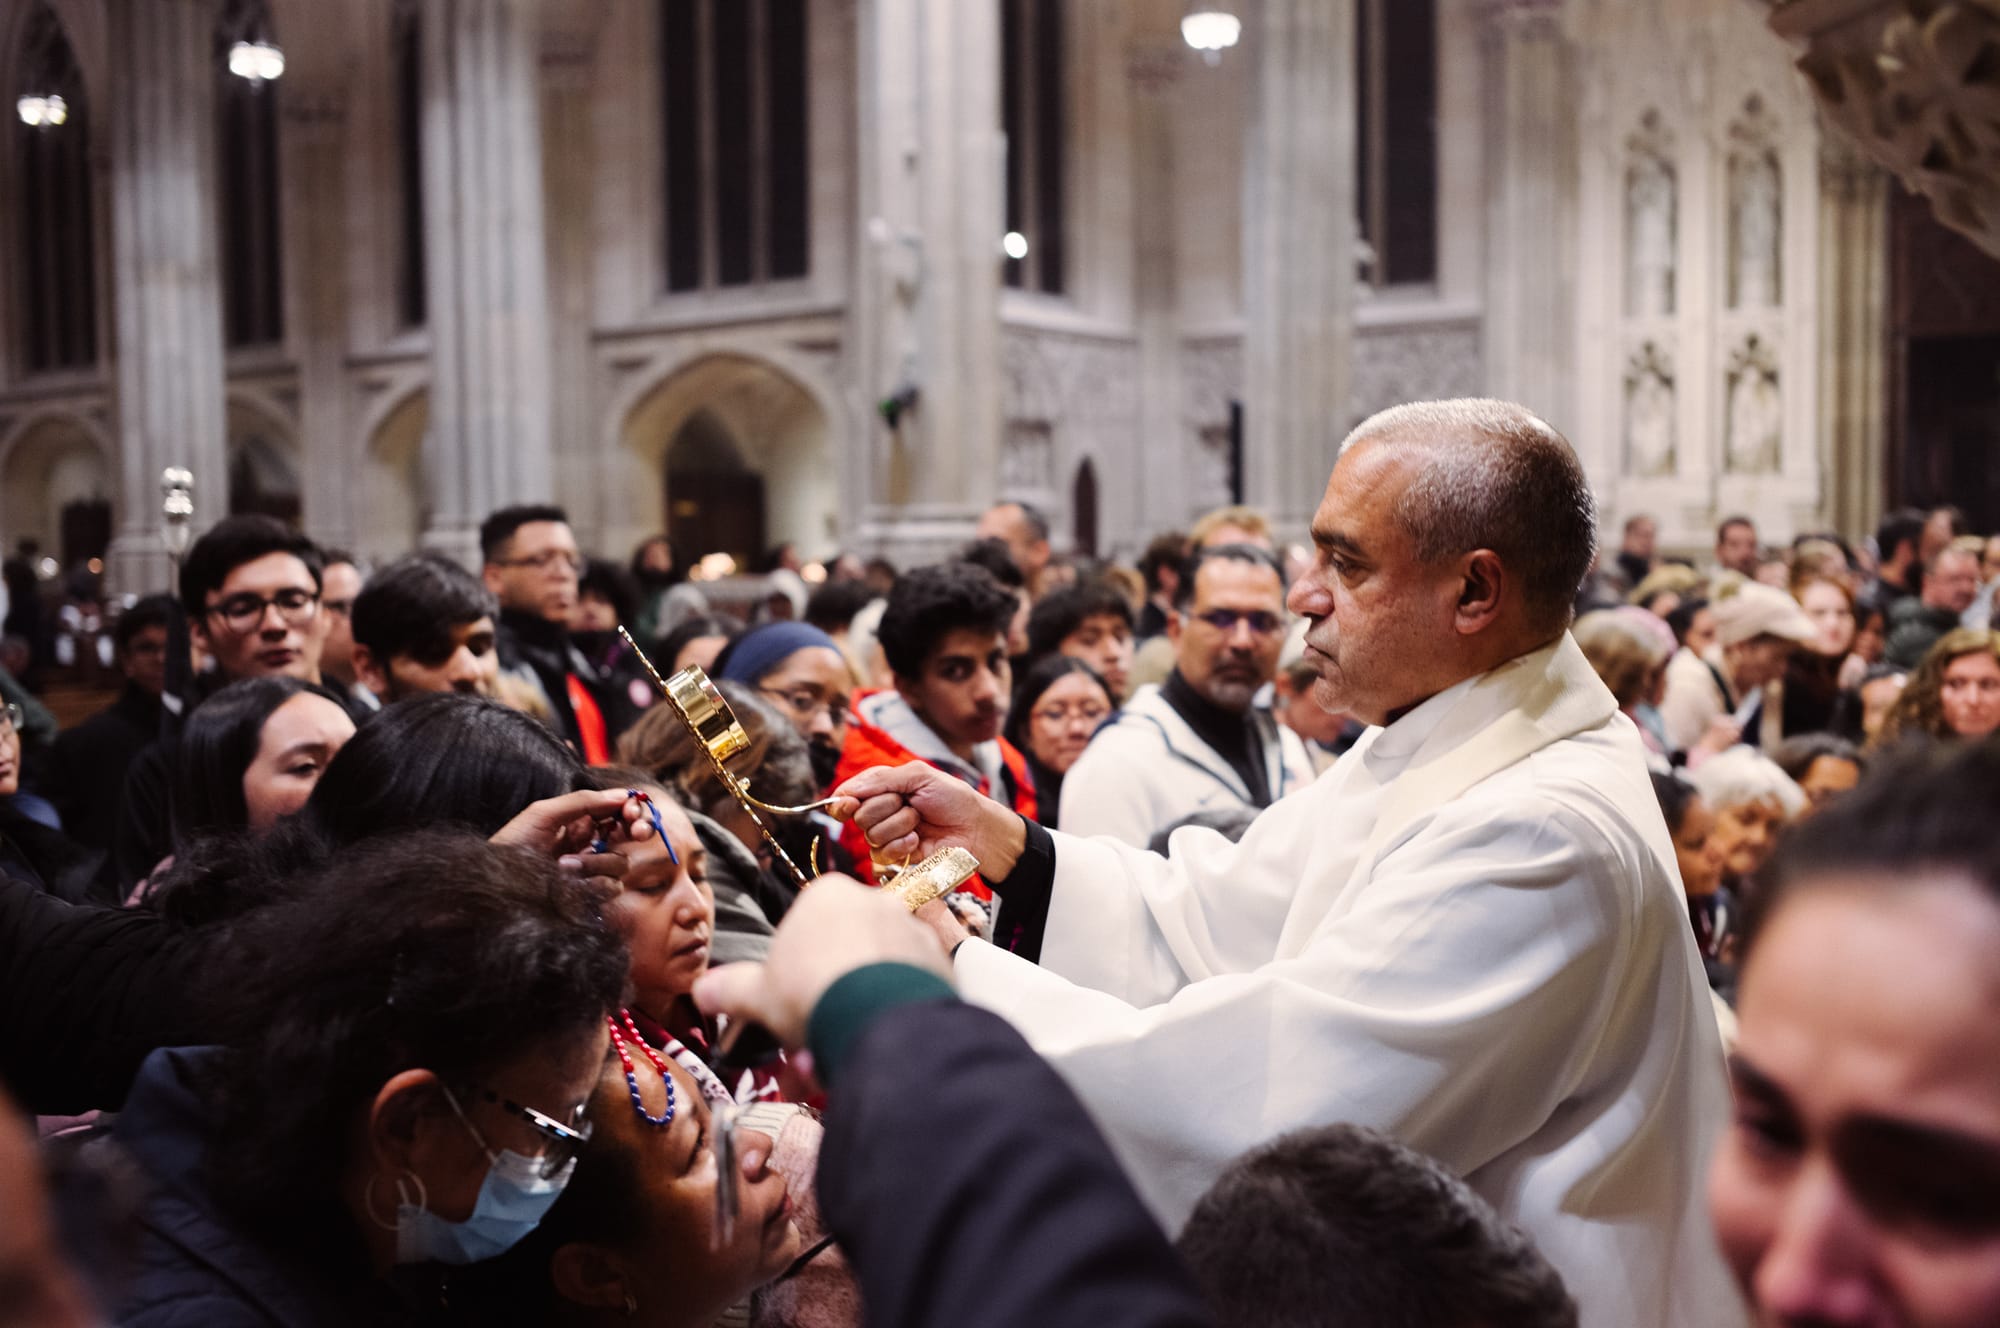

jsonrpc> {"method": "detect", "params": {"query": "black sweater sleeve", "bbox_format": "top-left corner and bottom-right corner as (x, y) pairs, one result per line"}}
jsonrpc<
(815, 993), (1212, 1328)
(0, 878), (206, 1114)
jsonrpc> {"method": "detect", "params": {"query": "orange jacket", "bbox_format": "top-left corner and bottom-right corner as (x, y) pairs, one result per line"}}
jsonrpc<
(833, 695), (1037, 895)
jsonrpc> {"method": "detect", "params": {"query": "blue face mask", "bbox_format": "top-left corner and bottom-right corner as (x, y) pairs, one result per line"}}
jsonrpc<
(394, 1086), (577, 1266)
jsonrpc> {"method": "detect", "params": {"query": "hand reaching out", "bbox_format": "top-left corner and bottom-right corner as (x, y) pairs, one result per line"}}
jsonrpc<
(490, 787), (655, 885)
(823, 763), (1028, 879)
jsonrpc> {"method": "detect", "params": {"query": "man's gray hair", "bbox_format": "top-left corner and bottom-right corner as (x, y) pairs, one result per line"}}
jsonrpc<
(1342, 399), (1597, 635)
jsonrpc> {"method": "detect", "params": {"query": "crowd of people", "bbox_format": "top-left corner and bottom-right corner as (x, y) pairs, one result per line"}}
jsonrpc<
(2, 400), (1999, 1326)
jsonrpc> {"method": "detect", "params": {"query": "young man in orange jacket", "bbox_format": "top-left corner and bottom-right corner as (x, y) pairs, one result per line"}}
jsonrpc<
(833, 561), (1038, 946)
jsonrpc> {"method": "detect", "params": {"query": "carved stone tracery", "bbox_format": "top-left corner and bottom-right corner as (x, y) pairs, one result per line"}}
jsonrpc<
(1772, 0), (2000, 258)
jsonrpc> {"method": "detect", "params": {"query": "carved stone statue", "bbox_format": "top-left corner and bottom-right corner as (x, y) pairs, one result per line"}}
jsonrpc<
(1626, 146), (1678, 318)
(1730, 148), (1782, 308)
(1725, 337), (1782, 474)
(1624, 345), (1676, 478)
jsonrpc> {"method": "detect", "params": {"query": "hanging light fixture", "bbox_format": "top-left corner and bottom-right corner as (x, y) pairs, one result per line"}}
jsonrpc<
(227, 39), (285, 82)
(1182, 2), (1241, 66)
(15, 93), (67, 127)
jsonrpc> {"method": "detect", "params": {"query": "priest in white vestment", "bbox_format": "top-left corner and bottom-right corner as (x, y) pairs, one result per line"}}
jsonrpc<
(835, 400), (1749, 1328)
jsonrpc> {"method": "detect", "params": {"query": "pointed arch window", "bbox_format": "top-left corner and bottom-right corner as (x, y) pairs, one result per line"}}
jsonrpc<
(393, 0), (426, 328)
(1355, 0), (1436, 288)
(12, 3), (97, 372)
(659, 0), (811, 294)
(1000, 0), (1064, 294)
(215, 0), (285, 348)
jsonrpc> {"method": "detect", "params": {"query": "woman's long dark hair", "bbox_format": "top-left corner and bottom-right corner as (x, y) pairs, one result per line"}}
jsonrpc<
(1005, 655), (1112, 832)
(1005, 654), (1111, 755)
(300, 693), (589, 846)
(201, 828), (628, 1229)
(171, 676), (317, 846)
(152, 694), (590, 926)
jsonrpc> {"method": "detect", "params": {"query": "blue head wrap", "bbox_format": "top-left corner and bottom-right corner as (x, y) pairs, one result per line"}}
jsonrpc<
(718, 623), (841, 685)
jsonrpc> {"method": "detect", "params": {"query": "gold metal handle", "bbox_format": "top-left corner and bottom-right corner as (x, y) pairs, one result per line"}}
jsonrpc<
(619, 627), (980, 907)
(619, 628), (816, 888)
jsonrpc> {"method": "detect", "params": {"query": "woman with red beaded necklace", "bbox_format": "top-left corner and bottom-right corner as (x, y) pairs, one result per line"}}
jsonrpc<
(593, 771), (794, 1107)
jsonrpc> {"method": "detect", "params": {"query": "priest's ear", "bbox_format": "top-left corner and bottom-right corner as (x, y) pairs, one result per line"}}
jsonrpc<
(1452, 550), (1506, 635)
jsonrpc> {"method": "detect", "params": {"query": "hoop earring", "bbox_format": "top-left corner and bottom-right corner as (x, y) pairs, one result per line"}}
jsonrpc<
(623, 1291), (638, 1317)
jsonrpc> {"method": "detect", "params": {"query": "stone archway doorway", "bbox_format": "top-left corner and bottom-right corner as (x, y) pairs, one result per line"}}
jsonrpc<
(665, 410), (767, 563)
(624, 352), (837, 565)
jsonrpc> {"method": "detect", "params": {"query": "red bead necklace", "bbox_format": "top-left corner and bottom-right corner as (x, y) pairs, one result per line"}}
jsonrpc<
(608, 1009), (677, 1127)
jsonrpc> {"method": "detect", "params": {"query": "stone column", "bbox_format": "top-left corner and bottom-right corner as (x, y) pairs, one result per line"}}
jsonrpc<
(418, 0), (555, 565)
(1816, 137), (1889, 538)
(280, 90), (353, 548)
(848, 0), (1004, 562)
(539, 19), (603, 539)
(1128, 40), (1186, 537)
(1242, 0), (1354, 539)
(1480, 0), (1577, 429)
(106, 0), (229, 595)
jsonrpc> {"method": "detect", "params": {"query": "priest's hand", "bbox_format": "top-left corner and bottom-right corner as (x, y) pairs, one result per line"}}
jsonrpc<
(694, 876), (951, 1049)
(825, 764), (1028, 879)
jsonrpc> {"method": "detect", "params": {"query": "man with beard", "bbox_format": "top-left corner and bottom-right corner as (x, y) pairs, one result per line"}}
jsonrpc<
(1059, 545), (1313, 848)
(349, 553), (501, 702)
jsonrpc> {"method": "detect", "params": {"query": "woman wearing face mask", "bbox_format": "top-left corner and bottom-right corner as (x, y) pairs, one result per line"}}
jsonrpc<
(434, 1037), (807, 1327)
(716, 623), (856, 794)
(103, 829), (627, 1325)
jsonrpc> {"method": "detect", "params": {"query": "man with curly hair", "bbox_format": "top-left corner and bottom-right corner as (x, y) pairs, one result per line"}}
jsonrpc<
(832, 561), (1036, 935)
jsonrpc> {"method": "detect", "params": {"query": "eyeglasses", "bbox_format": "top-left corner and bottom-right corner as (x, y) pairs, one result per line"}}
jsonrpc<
(1189, 608), (1284, 636)
(1032, 702), (1110, 728)
(454, 1083), (594, 1179)
(0, 702), (21, 735)
(759, 687), (852, 728)
(495, 549), (584, 575)
(207, 588), (320, 633)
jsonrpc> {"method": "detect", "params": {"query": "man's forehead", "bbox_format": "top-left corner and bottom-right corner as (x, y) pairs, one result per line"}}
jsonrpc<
(1316, 440), (1417, 537)
(215, 551), (315, 595)
(510, 520), (576, 551)
(1067, 612), (1128, 637)
(926, 628), (1006, 665)
(1192, 558), (1283, 606)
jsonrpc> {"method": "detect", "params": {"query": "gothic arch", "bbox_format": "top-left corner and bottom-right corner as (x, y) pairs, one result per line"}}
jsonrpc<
(0, 0), (106, 112)
(0, 404), (113, 559)
(355, 384), (428, 562)
(615, 348), (839, 557)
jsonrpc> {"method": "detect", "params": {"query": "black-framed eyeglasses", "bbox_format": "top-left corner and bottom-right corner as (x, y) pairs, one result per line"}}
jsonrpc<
(1190, 608), (1284, 636)
(207, 587), (320, 633)
(0, 702), (21, 735)
(494, 549), (583, 574)
(456, 1083), (593, 1178)
(758, 687), (852, 728)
